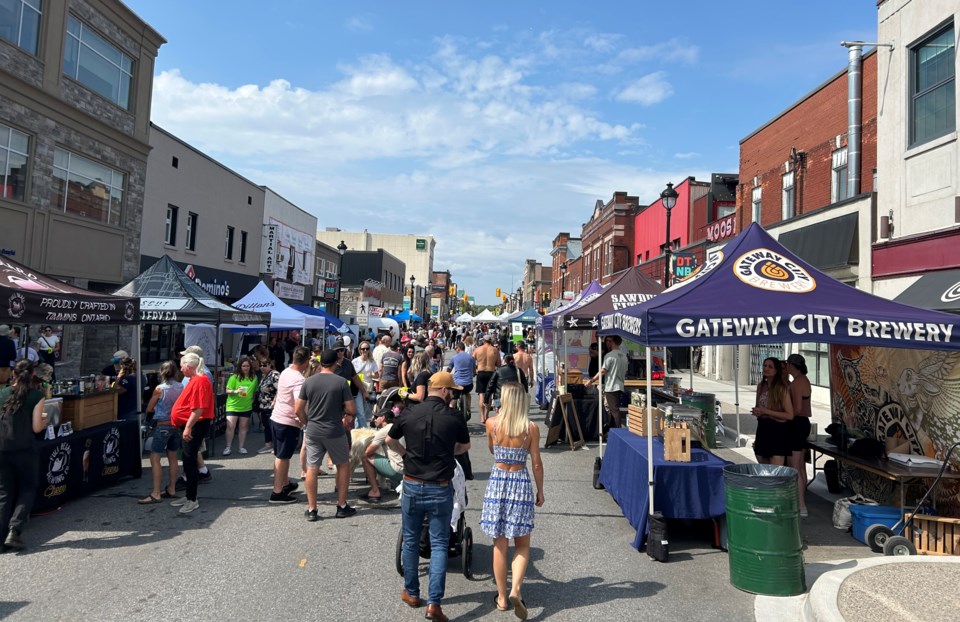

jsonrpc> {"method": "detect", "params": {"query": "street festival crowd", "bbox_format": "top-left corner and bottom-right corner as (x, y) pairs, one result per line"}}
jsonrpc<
(0, 321), (553, 622)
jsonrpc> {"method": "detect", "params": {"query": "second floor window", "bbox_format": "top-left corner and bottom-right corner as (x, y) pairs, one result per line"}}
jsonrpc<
(185, 212), (197, 251)
(52, 147), (124, 226)
(225, 226), (234, 260)
(164, 205), (178, 245)
(782, 171), (795, 220)
(239, 230), (248, 263)
(910, 24), (956, 147)
(831, 149), (849, 204)
(0, 122), (30, 202)
(751, 186), (762, 223)
(64, 15), (134, 109)
(0, 0), (41, 55)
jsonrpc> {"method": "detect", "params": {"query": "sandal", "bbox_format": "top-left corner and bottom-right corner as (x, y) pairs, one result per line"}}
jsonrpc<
(494, 594), (509, 611)
(160, 489), (177, 499)
(359, 490), (382, 502)
(509, 595), (527, 621)
(137, 494), (162, 505)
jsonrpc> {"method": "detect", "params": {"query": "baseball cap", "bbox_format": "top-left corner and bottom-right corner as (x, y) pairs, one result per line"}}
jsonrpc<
(180, 345), (203, 356)
(333, 337), (346, 350)
(786, 353), (808, 375)
(428, 371), (462, 390)
(321, 349), (340, 366)
(113, 350), (129, 359)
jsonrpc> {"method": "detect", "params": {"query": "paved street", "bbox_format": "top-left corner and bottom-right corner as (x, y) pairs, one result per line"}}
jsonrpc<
(1, 398), (760, 621)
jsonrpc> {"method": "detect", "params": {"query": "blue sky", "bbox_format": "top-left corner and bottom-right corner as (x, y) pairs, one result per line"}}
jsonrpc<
(124, 1), (876, 305)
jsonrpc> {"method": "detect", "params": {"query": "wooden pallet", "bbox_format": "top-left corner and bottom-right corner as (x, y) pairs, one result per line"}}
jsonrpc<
(663, 423), (692, 462)
(906, 514), (960, 555)
(626, 405), (660, 437)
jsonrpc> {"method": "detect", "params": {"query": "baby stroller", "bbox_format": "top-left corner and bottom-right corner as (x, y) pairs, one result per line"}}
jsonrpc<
(375, 387), (403, 415)
(395, 462), (474, 578)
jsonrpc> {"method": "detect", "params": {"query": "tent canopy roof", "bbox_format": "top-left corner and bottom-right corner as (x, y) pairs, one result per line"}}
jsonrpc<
(114, 255), (267, 325)
(598, 223), (960, 351)
(536, 280), (604, 330)
(233, 282), (323, 329)
(558, 267), (662, 331)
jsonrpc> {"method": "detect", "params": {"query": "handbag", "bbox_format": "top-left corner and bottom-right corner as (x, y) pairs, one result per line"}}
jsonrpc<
(832, 494), (878, 530)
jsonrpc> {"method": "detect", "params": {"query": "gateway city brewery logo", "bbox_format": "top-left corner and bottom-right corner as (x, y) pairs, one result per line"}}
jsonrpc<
(734, 248), (816, 293)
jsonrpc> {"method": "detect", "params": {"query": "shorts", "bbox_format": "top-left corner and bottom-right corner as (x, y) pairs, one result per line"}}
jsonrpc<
(452, 384), (473, 400)
(476, 371), (494, 395)
(789, 416), (812, 451)
(150, 424), (181, 454)
(372, 454), (402, 484)
(272, 421), (302, 460)
(226, 410), (252, 418)
(305, 433), (350, 467)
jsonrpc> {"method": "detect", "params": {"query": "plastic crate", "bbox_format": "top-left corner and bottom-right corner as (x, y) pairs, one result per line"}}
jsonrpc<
(849, 504), (901, 544)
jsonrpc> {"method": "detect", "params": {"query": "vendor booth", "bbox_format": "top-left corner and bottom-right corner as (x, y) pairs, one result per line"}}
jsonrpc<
(232, 281), (324, 332)
(472, 308), (503, 323)
(596, 223), (960, 550)
(0, 255), (143, 511)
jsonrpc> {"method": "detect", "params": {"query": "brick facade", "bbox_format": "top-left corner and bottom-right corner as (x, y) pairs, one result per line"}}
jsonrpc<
(581, 192), (639, 286)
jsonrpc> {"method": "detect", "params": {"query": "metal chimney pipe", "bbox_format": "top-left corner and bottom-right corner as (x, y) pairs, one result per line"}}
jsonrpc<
(845, 43), (863, 198)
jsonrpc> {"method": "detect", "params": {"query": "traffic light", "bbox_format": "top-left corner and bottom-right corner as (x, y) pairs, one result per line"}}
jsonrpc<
(463, 293), (468, 302)
(502, 294), (507, 303)
(449, 284), (456, 296)
(495, 287), (501, 298)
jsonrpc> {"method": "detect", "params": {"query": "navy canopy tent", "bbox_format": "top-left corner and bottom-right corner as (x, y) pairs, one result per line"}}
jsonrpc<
(291, 304), (345, 330)
(559, 266), (662, 331)
(536, 280), (605, 331)
(598, 223), (960, 351)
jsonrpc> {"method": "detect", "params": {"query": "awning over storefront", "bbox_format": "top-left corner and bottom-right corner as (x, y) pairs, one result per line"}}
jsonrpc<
(778, 212), (858, 270)
(894, 268), (960, 313)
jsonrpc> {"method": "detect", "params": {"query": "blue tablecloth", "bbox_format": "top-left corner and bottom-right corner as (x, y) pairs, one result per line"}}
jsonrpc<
(598, 428), (730, 549)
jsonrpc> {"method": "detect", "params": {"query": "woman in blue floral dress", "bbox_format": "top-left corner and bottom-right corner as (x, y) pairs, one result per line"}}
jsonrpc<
(480, 382), (545, 620)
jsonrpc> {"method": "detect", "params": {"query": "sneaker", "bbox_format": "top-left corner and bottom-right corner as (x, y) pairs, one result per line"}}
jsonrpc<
(198, 471), (212, 484)
(179, 499), (200, 514)
(269, 491), (298, 504)
(239, 448), (248, 455)
(4, 529), (24, 550)
(222, 447), (231, 456)
(335, 504), (357, 519)
(305, 508), (319, 522)
(170, 497), (188, 507)
(257, 445), (273, 455)
(282, 482), (299, 495)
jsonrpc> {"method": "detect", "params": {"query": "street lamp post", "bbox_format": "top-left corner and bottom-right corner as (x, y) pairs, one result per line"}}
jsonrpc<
(336, 240), (347, 316)
(660, 183), (678, 287)
(559, 261), (567, 303)
(517, 286), (522, 311)
(409, 275), (416, 325)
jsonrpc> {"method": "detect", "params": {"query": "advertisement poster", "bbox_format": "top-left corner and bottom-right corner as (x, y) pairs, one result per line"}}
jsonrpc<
(831, 344), (960, 514)
(270, 218), (313, 286)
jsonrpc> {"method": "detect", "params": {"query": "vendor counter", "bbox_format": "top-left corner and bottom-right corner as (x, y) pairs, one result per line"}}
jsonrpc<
(56, 390), (119, 430)
(33, 419), (141, 513)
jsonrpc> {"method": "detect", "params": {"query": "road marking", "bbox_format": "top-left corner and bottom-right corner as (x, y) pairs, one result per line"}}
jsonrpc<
(299, 559), (307, 568)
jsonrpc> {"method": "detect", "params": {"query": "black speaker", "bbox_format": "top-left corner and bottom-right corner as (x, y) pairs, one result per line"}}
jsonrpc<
(646, 512), (669, 562)
(592, 457), (604, 489)
(824, 459), (842, 493)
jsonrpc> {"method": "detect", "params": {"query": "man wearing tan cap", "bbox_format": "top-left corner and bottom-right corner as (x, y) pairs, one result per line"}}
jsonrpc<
(387, 371), (471, 622)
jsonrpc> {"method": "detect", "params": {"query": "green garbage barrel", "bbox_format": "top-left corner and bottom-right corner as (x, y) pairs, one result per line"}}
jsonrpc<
(723, 464), (805, 596)
(682, 392), (716, 448)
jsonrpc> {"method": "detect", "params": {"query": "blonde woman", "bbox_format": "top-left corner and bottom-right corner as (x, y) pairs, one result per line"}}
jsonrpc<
(480, 382), (545, 620)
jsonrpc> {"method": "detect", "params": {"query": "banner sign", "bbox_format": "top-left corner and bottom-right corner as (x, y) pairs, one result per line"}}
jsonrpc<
(363, 279), (382, 306)
(273, 281), (305, 301)
(369, 306), (384, 317)
(262, 224), (278, 274)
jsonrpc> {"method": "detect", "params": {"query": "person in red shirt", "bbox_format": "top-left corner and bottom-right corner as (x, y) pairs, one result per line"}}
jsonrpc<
(169, 353), (215, 514)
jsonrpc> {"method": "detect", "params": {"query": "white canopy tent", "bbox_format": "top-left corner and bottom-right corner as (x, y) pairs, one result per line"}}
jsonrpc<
(473, 308), (502, 323)
(455, 312), (474, 322)
(232, 282), (326, 330)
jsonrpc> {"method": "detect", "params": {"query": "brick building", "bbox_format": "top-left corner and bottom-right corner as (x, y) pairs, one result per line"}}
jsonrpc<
(580, 192), (640, 287)
(549, 232), (581, 305)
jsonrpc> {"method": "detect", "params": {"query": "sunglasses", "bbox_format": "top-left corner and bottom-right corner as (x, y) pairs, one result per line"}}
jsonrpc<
(359, 348), (369, 351)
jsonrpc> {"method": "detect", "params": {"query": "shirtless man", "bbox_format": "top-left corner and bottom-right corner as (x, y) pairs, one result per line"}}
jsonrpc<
(472, 335), (501, 423)
(513, 341), (534, 391)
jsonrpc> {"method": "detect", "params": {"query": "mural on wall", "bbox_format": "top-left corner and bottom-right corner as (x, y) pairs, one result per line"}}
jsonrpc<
(270, 218), (313, 286)
(831, 344), (960, 514)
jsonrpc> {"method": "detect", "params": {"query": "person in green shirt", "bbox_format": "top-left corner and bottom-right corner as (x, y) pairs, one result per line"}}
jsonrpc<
(223, 356), (258, 456)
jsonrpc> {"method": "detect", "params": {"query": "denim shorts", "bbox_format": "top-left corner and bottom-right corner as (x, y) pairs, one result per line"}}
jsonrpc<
(150, 424), (182, 454)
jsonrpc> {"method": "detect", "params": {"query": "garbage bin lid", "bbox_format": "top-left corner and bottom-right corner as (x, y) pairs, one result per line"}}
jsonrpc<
(723, 463), (797, 488)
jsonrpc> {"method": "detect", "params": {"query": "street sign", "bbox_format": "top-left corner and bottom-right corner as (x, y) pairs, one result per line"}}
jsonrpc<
(356, 299), (369, 326)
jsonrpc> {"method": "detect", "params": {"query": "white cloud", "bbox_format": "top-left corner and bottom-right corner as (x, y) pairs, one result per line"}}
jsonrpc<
(674, 151), (700, 160)
(345, 16), (373, 32)
(615, 71), (674, 106)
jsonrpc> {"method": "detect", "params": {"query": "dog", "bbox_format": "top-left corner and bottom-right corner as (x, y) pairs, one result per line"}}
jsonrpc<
(347, 427), (377, 488)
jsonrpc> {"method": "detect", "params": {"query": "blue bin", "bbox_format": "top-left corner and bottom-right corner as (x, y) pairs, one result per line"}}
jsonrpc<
(849, 505), (901, 544)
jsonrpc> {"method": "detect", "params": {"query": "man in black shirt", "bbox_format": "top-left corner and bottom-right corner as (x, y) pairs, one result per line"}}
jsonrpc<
(387, 371), (470, 622)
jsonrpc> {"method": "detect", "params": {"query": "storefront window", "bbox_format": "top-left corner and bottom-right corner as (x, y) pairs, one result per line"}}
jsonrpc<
(51, 147), (124, 225)
(0, 122), (29, 202)
(799, 342), (830, 388)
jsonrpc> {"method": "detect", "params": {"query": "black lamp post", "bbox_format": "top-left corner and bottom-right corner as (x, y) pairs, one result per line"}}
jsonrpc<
(660, 183), (679, 287)
(517, 286), (522, 310)
(409, 275), (416, 319)
(559, 260), (567, 302)
(336, 240), (347, 315)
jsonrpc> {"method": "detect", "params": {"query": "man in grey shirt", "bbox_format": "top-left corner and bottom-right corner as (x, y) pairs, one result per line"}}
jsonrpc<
(296, 349), (357, 521)
(586, 335), (628, 431)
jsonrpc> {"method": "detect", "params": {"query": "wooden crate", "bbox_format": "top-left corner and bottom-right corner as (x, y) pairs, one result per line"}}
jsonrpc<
(626, 405), (661, 436)
(663, 423), (692, 462)
(906, 514), (960, 556)
(60, 392), (118, 431)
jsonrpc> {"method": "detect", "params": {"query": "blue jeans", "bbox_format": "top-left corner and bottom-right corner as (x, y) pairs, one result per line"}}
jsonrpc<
(353, 394), (370, 429)
(401, 480), (454, 606)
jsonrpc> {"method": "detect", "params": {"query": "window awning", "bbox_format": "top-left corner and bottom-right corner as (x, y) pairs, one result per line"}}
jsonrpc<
(778, 212), (858, 270)
(894, 268), (960, 313)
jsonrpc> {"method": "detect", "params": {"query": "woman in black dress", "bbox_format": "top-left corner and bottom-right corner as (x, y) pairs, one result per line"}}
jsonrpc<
(752, 357), (794, 465)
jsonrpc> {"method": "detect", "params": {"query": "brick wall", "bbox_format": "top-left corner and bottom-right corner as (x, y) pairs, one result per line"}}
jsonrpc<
(738, 51), (878, 230)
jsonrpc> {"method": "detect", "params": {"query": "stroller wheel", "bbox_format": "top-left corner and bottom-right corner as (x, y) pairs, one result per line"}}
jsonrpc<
(883, 535), (917, 556)
(865, 523), (894, 554)
(395, 529), (404, 577)
(462, 526), (474, 578)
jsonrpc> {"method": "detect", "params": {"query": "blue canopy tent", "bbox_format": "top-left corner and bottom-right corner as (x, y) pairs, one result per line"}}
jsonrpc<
(390, 310), (423, 323)
(597, 222), (960, 521)
(290, 304), (345, 330)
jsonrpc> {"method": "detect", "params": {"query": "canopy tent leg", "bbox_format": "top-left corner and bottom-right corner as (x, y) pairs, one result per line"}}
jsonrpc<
(734, 345), (741, 444)
(646, 348), (654, 516)
(689, 346), (694, 390)
(598, 335), (605, 459)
